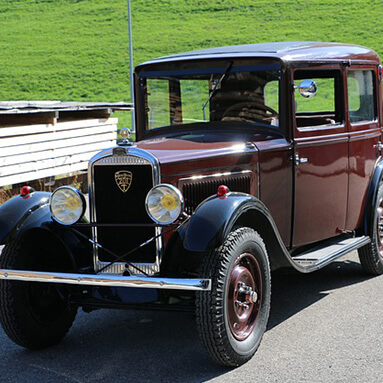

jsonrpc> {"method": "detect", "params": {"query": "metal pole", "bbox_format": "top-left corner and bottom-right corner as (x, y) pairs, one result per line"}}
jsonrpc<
(127, 0), (135, 132)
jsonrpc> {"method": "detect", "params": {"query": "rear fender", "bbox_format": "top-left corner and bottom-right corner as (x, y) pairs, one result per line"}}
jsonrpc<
(363, 160), (383, 236)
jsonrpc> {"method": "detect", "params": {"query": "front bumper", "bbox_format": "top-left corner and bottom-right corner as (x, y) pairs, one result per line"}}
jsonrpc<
(0, 269), (211, 291)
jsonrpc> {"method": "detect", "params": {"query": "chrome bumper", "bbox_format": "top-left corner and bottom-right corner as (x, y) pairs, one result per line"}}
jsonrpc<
(0, 269), (211, 291)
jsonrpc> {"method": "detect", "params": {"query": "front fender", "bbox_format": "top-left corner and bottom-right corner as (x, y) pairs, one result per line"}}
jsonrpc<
(0, 192), (51, 244)
(0, 192), (92, 270)
(179, 193), (260, 252)
(177, 192), (294, 271)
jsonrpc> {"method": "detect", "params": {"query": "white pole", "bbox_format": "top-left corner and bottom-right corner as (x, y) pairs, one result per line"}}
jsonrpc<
(127, 0), (135, 132)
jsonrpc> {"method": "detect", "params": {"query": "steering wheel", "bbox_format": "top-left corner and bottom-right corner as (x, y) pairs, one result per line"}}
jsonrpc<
(222, 101), (279, 121)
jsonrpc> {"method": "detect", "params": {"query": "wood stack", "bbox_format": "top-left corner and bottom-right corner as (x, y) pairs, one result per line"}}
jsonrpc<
(0, 101), (132, 195)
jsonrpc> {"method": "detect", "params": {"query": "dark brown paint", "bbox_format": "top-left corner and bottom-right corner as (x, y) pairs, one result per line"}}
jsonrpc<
(133, 42), (383, 252)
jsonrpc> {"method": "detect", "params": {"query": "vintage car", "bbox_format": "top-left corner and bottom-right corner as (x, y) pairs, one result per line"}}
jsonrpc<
(0, 42), (383, 367)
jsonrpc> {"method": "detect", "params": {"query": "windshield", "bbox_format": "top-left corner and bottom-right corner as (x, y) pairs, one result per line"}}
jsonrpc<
(137, 61), (282, 134)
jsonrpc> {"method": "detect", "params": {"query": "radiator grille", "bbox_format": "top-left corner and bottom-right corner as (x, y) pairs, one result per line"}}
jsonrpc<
(182, 174), (251, 215)
(93, 163), (156, 263)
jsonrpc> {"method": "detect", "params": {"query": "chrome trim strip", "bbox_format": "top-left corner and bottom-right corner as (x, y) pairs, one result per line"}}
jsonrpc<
(178, 170), (252, 183)
(95, 155), (151, 165)
(349, 129), (381, 142)
(0, 269), (211, 291)
(295, 134), (349, 147)
(88, 145), (162, 275)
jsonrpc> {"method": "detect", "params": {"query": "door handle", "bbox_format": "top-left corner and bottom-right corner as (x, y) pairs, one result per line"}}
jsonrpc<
(295, 153), (308, 166)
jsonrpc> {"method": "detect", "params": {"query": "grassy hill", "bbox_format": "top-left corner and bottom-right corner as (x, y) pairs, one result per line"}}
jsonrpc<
(0, 0), (382, 105)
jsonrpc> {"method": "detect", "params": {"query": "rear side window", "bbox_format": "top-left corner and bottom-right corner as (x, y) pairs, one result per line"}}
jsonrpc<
(347, 70), (376, 123)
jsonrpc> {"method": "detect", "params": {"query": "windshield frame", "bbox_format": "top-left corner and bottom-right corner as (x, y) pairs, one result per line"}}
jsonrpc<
(135, 58), (285, 141)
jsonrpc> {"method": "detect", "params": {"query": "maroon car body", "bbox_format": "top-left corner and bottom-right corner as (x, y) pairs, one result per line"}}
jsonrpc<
(1, 42), (383, 367)
(134, 42), (381, 252)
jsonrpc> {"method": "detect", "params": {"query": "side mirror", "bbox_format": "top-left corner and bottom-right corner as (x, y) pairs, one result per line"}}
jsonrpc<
(295, 80), (317, 98)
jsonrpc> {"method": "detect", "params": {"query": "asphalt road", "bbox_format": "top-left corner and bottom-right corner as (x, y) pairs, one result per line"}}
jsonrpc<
(0, 251), (382, 383)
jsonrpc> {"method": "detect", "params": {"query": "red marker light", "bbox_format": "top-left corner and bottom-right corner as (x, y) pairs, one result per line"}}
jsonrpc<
(217, 185), (230, 198)
(20, 186), (34, 197)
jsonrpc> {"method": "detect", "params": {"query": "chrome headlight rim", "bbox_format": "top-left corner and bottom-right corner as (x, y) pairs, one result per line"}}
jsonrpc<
(49, 186), (86, 226)
(145, 184), (184, 225)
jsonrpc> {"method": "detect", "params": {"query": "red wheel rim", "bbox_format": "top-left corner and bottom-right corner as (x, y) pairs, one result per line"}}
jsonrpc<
(377, 197), (383, 258)
(227, 252), (262, 341)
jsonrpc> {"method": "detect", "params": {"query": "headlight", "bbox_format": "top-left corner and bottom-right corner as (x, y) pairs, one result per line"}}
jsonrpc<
(50, 186), (86, 225)
(145, 184), (184, 224)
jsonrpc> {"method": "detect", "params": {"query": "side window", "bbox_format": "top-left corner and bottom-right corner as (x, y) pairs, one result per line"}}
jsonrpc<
(264, 80), (279, 114)
(180, 80), (209, 123)
(146, 79), (170, 129)
(294, 70), (343, 128)
(347, 70), (376, 123)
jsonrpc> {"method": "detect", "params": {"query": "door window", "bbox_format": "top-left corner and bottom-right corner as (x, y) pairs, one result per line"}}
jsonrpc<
(347, 70), (376, 124)
(294, 70), (343, 128)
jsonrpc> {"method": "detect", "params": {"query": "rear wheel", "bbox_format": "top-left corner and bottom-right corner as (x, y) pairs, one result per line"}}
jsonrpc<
(196, 227), (271, 366)
(358, 183), (383, 275)
(0, 234), (77, 349)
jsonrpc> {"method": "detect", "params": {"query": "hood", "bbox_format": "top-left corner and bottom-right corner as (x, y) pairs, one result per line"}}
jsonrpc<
(135, 137), (256, 164)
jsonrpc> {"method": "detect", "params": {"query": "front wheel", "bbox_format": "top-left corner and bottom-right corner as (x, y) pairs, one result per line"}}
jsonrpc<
(196, 227), (271, 367)
(0, 235), (77, 349)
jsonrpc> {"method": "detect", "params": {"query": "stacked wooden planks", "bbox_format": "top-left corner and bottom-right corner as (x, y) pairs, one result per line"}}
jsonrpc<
(0, 102), (131, 188)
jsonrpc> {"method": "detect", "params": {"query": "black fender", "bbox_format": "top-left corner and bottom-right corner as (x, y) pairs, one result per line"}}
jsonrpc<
(176, 192), (296, 271)
(363, 160), (383, 236)
(0, 192), (51, 245)
(0, 192), (91, 270)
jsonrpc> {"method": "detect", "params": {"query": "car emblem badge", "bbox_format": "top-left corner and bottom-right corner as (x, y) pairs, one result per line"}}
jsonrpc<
(115, 171), (133, 193)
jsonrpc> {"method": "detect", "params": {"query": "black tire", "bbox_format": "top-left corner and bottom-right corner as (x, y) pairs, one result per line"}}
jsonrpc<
(196, 227), (271, 367)
(0, 236), (77, 349)
(358, 183), (383, 275)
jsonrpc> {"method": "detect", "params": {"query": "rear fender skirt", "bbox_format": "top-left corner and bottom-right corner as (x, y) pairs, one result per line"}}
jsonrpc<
(363, 160), (383, 236)
(177, 192), (296, 271)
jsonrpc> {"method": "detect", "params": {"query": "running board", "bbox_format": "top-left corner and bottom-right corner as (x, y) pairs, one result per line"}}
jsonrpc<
(292, 235), (370, 272)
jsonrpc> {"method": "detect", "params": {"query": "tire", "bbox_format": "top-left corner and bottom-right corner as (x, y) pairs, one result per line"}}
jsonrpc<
(0, 236), (77, 349)
(358, 183), (383, 275)
(196, 227), (271, 367)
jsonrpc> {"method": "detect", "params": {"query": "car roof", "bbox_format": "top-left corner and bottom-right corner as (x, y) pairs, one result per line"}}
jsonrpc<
(138, 42), (380, 68)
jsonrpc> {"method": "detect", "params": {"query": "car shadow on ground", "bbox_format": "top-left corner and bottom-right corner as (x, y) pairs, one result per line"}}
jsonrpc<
(0, 258), (375, 383)
(268, 258), (374, 330)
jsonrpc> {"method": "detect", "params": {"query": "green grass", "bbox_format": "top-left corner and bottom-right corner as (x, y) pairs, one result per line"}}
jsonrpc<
(0, 0), (382, 112)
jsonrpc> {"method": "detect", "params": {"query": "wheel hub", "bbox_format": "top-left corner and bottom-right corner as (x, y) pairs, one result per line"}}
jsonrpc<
(236, 282), (258, 309)
(227, 253), (262, 341)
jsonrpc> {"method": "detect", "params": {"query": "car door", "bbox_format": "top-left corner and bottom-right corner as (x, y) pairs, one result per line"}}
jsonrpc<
(345, 66), (381, 230)
(293, 67), (349, 247)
